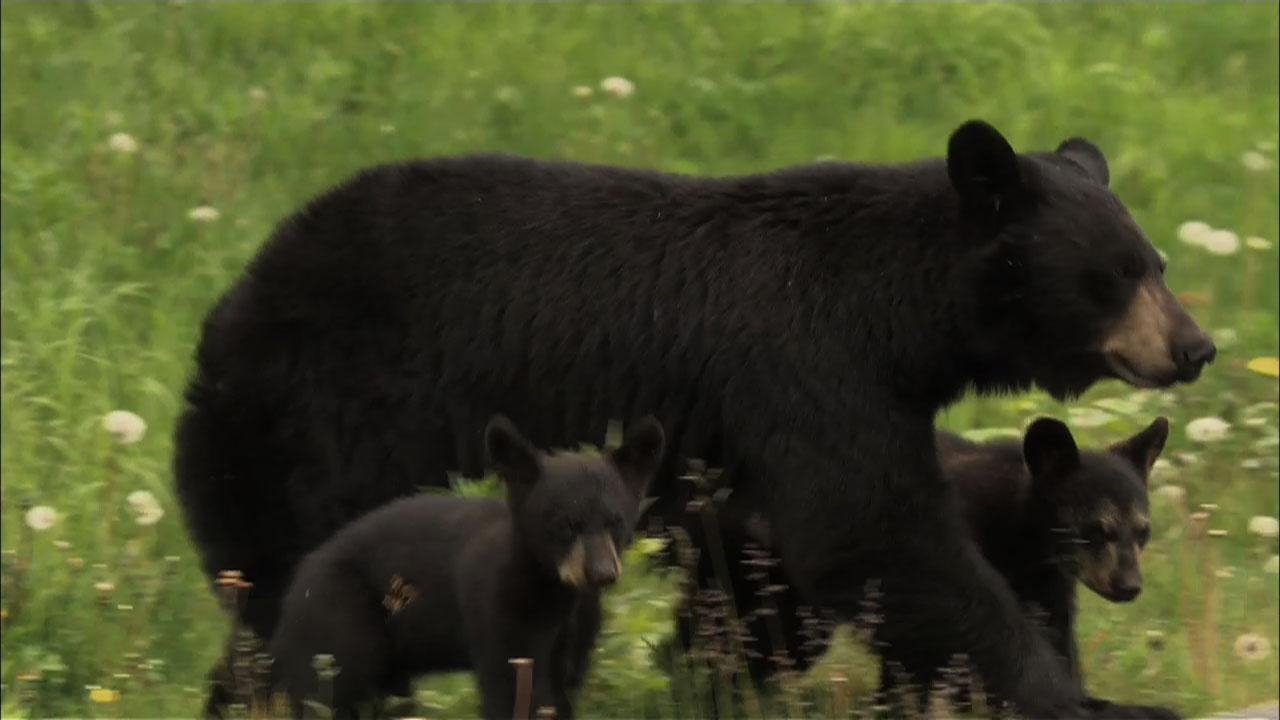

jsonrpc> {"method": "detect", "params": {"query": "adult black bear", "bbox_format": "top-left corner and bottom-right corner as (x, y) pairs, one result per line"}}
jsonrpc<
(264, 416), (663, 720)
(175, 120), (1212, 718)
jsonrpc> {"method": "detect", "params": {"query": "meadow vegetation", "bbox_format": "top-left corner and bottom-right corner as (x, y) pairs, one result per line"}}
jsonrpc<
(2, 3), (1277, 718)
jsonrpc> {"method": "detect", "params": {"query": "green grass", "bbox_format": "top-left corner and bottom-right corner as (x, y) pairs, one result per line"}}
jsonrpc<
(1, 3), (1277, 718)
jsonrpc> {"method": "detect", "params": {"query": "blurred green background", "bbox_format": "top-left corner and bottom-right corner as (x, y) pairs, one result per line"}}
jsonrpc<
(1, 3), (1277, 718)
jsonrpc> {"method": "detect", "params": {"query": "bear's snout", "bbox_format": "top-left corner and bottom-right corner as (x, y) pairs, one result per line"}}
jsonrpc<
(582, 533), (622, 588)
(1101, 279), (1214, 388)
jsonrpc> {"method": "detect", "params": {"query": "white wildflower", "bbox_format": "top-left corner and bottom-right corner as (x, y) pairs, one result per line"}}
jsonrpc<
(1068, 406), (1115, 428)
(379, 124), (396, 135)
(1150, 458), (1178, 484)
(1247, 516), (1279, 539)
(187, 206), (221, 223)
(126, 490), (165, 526)
(102, 410), (147, 445)
(1174, 451), (1202, 466)
(107, 133), (139, 155)
(1215, 566), (1235, 579)
(1212, 328), (1238, 350)
(1246, 236), (1273, 251)
(1185, 417), (1230, 443)
(1265, 555), (1279, 574)
(599, 76), (635, 99)
(25, 506), (58, 532)
(1152, 484), (1186, 505)
(571, 85), (594, 98)
(1177, 221), (1212, 247)
(1233, 632), (1271, 661)
(1202, 229), (1240, 256)
(248, 87), (268, 103)
(1241, 151), (1272, 172)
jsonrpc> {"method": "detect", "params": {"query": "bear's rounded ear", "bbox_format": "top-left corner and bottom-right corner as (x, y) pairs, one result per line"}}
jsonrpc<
(1055, 137), (1110, 187)
(946, 120), (1023, 218)
(484, 415), (539, 485)
(610, 416), (665, 496)
(1108, 417), (1169, 485)
(1023, 417), (1081, 480)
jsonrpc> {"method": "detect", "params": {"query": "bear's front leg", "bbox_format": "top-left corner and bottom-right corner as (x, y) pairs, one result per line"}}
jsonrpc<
(558, 593), (602, 695)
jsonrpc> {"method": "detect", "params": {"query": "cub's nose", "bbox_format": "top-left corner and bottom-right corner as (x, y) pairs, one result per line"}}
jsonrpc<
(1173, 332), (1216, 381)
(586, 561), (617, 588)
(1111, 580), (1141, 603)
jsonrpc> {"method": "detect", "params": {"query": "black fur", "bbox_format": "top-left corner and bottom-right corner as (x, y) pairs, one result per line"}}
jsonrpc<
(175, 120), (1206, 718)
(264, 416), (663, 720)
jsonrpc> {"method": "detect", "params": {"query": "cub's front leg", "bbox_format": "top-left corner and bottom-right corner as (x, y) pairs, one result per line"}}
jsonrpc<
(559, 593), (603, 695)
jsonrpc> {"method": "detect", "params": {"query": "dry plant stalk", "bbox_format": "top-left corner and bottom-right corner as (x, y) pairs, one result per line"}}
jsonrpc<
(828, 672), (850, 719)
(510, 657), (534, 720)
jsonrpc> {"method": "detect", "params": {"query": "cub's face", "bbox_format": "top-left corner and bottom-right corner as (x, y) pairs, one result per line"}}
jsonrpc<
(948, 121), (1215, 400)
(1054, 454), (1153, 603)
(484, 415), (665, 590)
(1023, 417), (1168, 603)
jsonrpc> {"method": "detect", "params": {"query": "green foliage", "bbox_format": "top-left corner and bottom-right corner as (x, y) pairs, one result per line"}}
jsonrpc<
(1, 3), (1276, 718)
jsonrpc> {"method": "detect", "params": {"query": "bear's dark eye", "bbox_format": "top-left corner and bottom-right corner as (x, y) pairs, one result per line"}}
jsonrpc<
(1115, 255), (1145, 280)
(1135, 525), (1151, 547)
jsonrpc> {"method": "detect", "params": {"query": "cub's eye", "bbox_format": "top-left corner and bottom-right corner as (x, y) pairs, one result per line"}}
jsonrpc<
(1135, 526), (1151, 547)
(1080, 523), (1114, 545)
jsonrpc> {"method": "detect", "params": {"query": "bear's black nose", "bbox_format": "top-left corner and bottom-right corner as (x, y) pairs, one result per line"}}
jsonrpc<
(1174, 334), (1216, 381)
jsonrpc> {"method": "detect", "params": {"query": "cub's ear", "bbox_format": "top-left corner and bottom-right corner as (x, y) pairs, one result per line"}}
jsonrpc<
(610, 416), (665, 497)
(1109, 417), (1169, 484)
(1023, 417), (1081, 480)
(947, 119), (1023, 219)
(1056, 137), (1110, 186)
(484, 415), (539, 485)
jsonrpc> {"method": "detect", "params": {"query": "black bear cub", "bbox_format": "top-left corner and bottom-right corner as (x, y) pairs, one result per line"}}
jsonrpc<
(880, 416), (1170, 708)
(680, 416), (1168, 704)
(266, 416), (664, 720)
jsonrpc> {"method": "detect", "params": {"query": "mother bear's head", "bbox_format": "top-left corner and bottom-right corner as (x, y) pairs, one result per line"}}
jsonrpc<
(945, 120), (1215, 400)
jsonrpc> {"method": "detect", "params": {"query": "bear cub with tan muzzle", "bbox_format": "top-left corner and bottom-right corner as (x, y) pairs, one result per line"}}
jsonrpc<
(881, 416), (1170, 713)
(264, 415), (664, 720)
